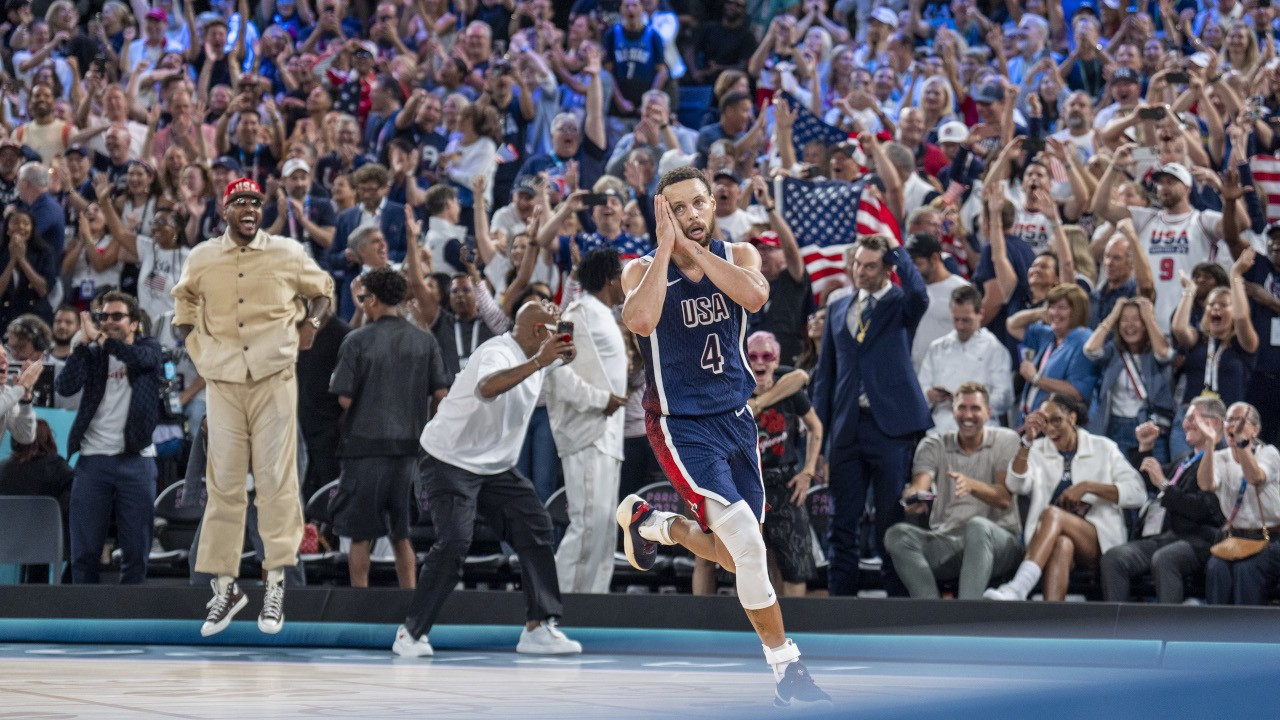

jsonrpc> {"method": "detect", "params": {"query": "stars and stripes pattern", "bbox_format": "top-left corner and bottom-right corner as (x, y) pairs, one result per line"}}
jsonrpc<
(780, 92), (850, 149)
(774, 176), (901, 299)
(1250, 154), (1280, 224)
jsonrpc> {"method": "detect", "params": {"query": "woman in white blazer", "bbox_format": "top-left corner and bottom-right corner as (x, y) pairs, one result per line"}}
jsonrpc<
(986, 394), (1145, 601)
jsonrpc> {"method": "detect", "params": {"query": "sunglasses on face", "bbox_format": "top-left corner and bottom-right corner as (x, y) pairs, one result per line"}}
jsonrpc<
(94, 311), (130, 322)
(231, 197), (262, 208)
(747, 352), (777, 362)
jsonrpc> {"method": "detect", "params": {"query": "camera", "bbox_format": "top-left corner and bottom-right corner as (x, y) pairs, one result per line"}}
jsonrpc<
(159, 347), (186, 421)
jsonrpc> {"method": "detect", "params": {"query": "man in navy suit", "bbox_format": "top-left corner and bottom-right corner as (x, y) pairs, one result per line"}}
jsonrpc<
(328, 164), (408, 308)
(812, 234), (933, 596)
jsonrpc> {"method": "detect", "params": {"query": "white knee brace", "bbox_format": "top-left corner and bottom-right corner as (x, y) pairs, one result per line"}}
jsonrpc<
(707, 500), (777, 611)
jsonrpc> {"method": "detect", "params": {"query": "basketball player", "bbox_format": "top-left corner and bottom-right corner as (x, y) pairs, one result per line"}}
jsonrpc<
(614, 166), (830, 707)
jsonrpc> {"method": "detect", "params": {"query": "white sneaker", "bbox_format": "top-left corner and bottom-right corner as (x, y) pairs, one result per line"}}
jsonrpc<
(391, 625), (434, 657)
(516, 619), (583, 655)
(257, 582), (285, 634)
(983, 584), (1021, 601)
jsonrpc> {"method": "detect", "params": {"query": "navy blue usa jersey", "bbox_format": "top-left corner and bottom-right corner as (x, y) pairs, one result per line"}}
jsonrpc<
(638, 240), (754, 417)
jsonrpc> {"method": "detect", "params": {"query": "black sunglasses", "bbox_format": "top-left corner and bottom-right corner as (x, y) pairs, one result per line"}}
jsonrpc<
(94, 311), (130, 322)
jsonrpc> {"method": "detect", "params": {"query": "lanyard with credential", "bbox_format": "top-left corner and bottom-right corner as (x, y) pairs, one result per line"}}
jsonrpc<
(1021, 340), (1058, 414)
(455, 318), (480, 366)
(1120, 351), (1147, 402)
(1203, 338), (1223, 396)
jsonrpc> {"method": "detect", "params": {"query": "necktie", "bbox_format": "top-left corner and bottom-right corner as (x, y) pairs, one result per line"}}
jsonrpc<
(856, 295), (876, 343)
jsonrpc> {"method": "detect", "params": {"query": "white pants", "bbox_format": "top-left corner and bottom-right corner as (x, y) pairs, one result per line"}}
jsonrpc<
(554, 445), (621, 594)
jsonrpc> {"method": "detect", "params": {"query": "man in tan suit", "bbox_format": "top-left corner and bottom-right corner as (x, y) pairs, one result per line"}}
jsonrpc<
(173, 177), (333, 637)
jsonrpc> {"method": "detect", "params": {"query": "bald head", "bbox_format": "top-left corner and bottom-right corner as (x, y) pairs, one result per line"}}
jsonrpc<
(515, 298), (558, 330)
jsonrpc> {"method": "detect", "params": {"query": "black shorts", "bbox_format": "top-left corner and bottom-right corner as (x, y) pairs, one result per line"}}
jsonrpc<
(332, 455), (416, 542)
(762, 468), (816, 584)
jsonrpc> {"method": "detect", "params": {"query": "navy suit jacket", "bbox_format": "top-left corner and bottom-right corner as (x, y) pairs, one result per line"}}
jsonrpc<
(812, 246), (933, 453)
(328, 201), (408, 319)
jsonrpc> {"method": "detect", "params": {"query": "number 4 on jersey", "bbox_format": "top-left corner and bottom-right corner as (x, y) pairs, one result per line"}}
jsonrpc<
(701, 333), (724, 374)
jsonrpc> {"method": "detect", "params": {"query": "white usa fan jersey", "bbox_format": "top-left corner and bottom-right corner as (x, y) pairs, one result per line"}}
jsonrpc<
(1130, 207), (1224, 333)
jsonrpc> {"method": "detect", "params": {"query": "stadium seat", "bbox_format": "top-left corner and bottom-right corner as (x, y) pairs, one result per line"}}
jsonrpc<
(544, 486), (569, 551)
(677, 85), (712, 130)
(300, 480), (347, 582)
(0, 496), (63, 584)
(147, 480), (203, 575)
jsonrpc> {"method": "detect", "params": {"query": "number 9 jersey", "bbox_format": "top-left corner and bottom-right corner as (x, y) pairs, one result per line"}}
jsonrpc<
(637, 239), (755, 417)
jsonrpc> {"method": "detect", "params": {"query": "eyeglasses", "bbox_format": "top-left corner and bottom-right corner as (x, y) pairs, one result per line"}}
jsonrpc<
(93, 311), (130, 322)
(1043, 414), (1068, 426)
(747, 352), (777, 362)
(230, 197), (262, 208)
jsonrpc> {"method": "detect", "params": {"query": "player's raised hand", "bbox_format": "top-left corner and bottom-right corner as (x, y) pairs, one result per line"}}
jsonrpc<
(653, 195), (677, 254)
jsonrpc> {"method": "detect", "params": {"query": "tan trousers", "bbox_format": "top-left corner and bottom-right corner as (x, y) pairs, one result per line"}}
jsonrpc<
(195, 367), (304, 578)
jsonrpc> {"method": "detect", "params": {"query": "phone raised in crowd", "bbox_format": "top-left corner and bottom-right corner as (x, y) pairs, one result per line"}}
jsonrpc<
(556, 321), (574, 341)
(581, 193), (610, 207)
(1166, 71), (1190, 84)
(1137, 107), (1167, 121)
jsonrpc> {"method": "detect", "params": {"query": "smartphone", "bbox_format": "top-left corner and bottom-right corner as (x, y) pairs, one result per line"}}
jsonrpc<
(556, 320), (574, 341)
(1165, 71), (1190, 84)
(1237, 438), (1252, 449)
(1023, 138), (1045, 156)
(581, 193), (610, 206)
(901, 491), (936, 506)
(1138, 106), (1167, 121)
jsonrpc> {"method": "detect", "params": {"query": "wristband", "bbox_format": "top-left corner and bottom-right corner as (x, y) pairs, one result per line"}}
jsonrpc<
(531, 356), (543, 370)
(765, 205), (775, 213)
(1031, 371), (1042, 385)
(1020, 436), (1034, 449)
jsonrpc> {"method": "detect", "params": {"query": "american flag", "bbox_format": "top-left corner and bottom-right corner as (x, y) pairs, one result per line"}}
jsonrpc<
(780, 92), (849, 149)
(774, 176), (901, 299)
(1250, 154), (1280, 223)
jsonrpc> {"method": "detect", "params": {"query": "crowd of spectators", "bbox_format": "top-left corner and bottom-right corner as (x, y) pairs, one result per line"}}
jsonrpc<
(0, 0), (1278, 606)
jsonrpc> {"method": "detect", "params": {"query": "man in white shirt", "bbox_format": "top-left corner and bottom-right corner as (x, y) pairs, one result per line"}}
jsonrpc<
(917, 285), (1013, 434)
(1092, 67), (1142, 131)
(394, 300), (583, 657)
(546, 249), (629, 593)
(1050, 91), (1097, 160)
(126, 9), (181, 76)
(906, 233), (970, 371)
(713, 170), (753, 241)
(1200, 402), (1280, 606)
(422, 184), (468, 277)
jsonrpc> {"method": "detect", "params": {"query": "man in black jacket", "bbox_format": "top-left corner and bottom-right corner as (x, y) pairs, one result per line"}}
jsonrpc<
(1100, 397), (1228, 603)
(55, 291), (164, 584)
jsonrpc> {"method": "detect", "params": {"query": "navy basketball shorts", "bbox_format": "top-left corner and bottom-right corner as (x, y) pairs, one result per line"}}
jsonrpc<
(645, 406), (765, 532)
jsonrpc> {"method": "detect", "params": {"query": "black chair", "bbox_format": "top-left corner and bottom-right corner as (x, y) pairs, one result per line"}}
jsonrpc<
(544, 486), (570, 551)
(147, 480), (203, 575)
(299, 480), (347, 581)
(0, 496), (63, 583)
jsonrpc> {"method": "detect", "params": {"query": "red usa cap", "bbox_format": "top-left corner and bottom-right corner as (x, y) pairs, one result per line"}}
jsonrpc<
(224, 177), (264, 204)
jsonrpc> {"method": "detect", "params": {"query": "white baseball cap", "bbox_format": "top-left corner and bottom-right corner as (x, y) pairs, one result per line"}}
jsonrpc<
(1152, 162), (1192, 187)
(282, 158), (312, 177)
(658, 148), (697, 177)
(871, 8), (899, 28)
(937, 120), (968, 145)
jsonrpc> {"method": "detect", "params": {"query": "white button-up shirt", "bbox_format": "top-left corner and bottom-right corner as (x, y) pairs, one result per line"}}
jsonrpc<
(1210, 444), (1280, 531)
(916, 328), (1014, 435)
(420, 334), (547, 475)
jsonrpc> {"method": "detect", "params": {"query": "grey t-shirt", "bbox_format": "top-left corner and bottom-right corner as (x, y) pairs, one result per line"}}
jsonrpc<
(912, 427), (1022, 538)
(330, 315), (451, 457)
(81, 355), (131, 456)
